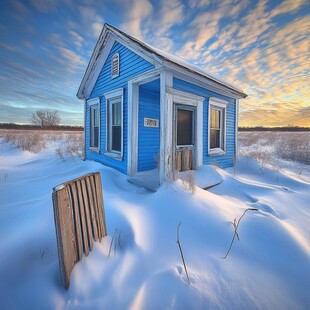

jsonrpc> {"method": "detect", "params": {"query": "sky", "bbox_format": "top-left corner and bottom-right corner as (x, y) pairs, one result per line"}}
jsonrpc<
(0, 0), (309, 127)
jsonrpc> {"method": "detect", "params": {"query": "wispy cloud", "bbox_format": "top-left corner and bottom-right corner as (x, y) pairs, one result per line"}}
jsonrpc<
(121, 0), (153, 39)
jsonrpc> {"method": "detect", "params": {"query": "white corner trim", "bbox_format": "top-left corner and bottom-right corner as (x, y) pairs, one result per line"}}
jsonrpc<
(209, 97), (228, 108)
(104, 87), (123, 99)
(127, 82), (139, 176)
(235, 99), (239, 159)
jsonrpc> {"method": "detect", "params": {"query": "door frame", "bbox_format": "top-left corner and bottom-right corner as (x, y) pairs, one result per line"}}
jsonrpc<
(174, 104), (197, 170)
(168, 88), (204, 172)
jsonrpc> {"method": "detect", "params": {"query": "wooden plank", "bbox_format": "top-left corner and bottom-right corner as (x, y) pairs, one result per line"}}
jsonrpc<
(76, 180), (89, 256)
(176, 151), (182, 172)
(69, 183), (83, 260)
(80, 178), (93, 250)
(52, 187), (77, 289)
(94, 172), (107, 237)
(85, 176), (99, 241)
(89, 174), (102, 239)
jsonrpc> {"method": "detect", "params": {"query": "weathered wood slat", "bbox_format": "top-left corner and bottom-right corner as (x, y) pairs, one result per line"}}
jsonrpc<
(76, 180), (89, 256)
(52, 172), (107, 289)
(94, 172), (107, 237)
(52, 187), (78, 289)
(89, 174), (102, 239)
(85, 176), (99, 241)
(80, 178), (93, 251)
(69, 183), (83, 260)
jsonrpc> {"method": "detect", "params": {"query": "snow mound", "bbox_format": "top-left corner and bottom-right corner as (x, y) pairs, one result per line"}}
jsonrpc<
(0, 139), (309, 309)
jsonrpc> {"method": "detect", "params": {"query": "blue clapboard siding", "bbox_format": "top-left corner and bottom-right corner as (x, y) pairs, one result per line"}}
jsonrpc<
(85, 41), (154, 173)
(173, 77), (236, 168)
(138, 80), (160, 172)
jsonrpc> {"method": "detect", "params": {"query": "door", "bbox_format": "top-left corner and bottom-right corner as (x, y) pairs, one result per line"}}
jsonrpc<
(175, 105), (196, 171)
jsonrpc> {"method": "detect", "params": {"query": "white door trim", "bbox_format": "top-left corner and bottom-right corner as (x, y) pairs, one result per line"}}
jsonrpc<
(167, 88), (204, 169)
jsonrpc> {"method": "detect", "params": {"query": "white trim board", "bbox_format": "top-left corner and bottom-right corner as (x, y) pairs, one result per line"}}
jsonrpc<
(208, 97), (228, 156)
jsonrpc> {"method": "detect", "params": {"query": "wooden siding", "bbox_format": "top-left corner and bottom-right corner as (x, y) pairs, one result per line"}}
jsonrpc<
(138, 81), (160, 172)
(173, 78), (236, 168)
(84, 41), (154, 173)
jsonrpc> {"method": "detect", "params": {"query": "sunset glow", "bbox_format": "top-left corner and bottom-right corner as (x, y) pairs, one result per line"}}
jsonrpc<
(0, 0), (309, 126)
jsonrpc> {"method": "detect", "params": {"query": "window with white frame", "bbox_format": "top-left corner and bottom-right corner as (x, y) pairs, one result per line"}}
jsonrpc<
(104, 88), (123, 158)
(89, 102), (100, 149)
(111, 53), (119, 79)
(208, 97), (227, 155)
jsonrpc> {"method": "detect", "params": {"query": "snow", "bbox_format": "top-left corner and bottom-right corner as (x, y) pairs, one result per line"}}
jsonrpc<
(0, 135), (310, 309)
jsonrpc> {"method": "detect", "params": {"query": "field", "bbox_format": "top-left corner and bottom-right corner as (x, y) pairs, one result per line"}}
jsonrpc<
(0, 130), (309, 309)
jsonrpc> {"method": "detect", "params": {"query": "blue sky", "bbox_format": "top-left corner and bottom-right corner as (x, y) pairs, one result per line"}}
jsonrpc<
(0, 0), (309, 126)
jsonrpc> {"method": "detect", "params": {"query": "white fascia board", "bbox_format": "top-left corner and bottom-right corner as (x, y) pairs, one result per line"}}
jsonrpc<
(164, 61), (245, 99)
(82, 34), (116, 100)
(77, 27), (111, 99)
(110, 31), (163, 67)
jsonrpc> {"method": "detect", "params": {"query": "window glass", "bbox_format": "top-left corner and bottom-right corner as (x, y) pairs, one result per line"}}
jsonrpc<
(177, 109), (193, 146)
(90, 104), (99, 148)
(108, 97), (122, 153)
(211, 109), (220, 128)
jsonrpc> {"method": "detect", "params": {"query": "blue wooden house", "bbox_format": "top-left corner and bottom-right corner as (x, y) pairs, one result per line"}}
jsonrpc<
(77, 24), (246, 185)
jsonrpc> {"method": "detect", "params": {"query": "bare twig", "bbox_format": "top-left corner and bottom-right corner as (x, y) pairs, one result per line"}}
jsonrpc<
(223, 208), (258, 259)
(176, 221), (190, 284)
(108, 229), (118, 258)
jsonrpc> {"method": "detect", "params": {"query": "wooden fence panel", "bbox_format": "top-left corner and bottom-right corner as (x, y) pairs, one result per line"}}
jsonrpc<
(52, 172), (107, 289)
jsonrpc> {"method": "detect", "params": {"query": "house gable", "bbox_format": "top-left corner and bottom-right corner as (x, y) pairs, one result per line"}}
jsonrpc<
(85, 40), (154, 174)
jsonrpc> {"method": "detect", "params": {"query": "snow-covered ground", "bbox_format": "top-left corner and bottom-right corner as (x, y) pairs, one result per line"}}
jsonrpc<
(0, 131), (309, 309)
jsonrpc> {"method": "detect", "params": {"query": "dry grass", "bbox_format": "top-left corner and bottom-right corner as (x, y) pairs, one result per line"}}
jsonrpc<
(1, 131), (46, 153)
(239, 131), (310, 165)
(0, 129), (83, 158)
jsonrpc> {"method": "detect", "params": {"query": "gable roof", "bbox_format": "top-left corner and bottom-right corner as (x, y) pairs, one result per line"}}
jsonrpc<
(77, 23), (247, 99)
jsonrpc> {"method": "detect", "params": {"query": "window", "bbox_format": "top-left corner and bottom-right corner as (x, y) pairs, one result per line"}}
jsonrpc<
(177, 108), (194, 146)
(208, 97), (227, 155)
(89, 102), (100, 149)
(111, 53), (119, 79)
(104, 88), (123, 159)
(108, 97), (122, 152)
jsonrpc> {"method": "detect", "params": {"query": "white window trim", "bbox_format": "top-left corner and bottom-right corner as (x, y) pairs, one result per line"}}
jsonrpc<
(88, 98), (100, 153)
(208, 97), (228, 156)
(111, 52), (120, 79)
(104, 88), (124, 160)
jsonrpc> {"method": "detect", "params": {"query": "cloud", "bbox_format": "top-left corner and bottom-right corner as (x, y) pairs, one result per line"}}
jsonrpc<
(68, 30), (84, 50)
(121, 0), (153, 39)
(270, 0), (307, 17)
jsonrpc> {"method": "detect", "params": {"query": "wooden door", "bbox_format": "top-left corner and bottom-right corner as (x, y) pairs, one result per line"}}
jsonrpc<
(175, 105), (196, 171)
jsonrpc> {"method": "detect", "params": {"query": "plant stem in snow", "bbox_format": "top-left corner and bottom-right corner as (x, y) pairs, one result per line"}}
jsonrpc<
(223, 208), (258, 259)
(108, 228), (118, 258)
(176, 221), (190, 285)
